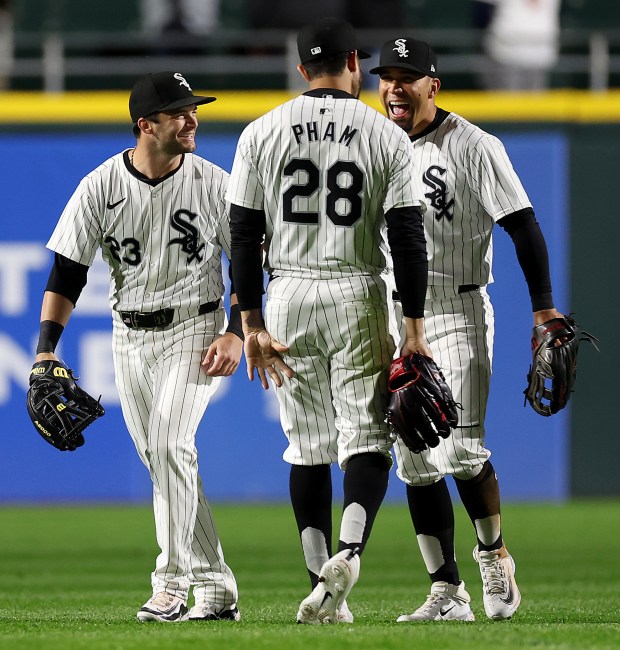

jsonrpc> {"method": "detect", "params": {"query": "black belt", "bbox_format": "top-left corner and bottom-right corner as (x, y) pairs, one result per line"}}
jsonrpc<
(120, 300), (219, 329)
(392, 285), (479, 301)
(457, 284), (480, 293)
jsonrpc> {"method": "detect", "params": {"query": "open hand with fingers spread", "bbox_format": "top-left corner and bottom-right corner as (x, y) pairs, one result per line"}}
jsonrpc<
(244, 328), (294, 389)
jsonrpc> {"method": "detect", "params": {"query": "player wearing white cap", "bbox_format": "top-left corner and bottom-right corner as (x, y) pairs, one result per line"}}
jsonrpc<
(227, 18), (430, 624)
(370, 38), (566, 622)
(34, 71), (241, 623)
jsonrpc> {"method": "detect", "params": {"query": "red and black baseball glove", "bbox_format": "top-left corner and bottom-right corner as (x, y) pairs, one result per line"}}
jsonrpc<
(386, 352), (459, 454)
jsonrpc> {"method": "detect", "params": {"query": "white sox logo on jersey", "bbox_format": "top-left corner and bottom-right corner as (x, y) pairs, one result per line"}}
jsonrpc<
(168, 209), (205, 262)
(393, 39), (409, 58)
(423, 165), (454, 221)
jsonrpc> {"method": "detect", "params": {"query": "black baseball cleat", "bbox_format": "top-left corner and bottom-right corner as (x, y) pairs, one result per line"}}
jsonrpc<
(187, 602), (241, 621)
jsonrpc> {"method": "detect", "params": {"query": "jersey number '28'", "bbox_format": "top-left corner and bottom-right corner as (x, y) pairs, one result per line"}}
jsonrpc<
(282, 159), (363, 226)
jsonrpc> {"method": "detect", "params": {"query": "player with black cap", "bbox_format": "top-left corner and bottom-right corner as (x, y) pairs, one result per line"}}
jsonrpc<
(34, 71), (243, 622)
(370, 37), (566, 622)
(129, 70), (215, 124)
(226, 18), (430, 624)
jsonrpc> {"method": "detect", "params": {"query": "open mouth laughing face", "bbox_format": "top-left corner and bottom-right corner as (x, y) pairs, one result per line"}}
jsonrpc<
(378, 68), (433, 134)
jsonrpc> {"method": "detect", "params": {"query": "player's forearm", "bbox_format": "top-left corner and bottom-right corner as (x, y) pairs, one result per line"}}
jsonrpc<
(229, 204), (266, 310)
(240, 308), (266, 332)
(386, 205), (428, 318)
(404, 316), (426, 341)
(225, 295), (244, 340)
(400, 316), (432, 357)
(498, 208), (554, 311)
(40, 291), (74, 326)
(36, 291), (75, 359)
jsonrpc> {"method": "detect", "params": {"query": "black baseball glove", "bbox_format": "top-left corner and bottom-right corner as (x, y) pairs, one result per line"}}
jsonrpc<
(524, 315), (598, 417)
(386, 352), (459, 454)
(26, 360), (105, 451)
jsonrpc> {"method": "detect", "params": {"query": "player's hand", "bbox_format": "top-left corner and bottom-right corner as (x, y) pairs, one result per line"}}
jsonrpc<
(400, 317), (432, 358)
(534, 308), (568, 347)
(244, 328), (294, 389)
(201, 332), (243, 377)
(400, 337), (433, 359)
(534, 308), (564, 326)
(35, 352), (59, 362)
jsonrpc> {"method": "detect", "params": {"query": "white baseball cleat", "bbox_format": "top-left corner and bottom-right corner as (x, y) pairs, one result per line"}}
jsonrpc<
(397, 580), (475, 622)
(136, 592), (188, 622)
(473, 545), (521, 620)
(296, 549), (360, 624)
(187, 602), (241, 621)
(338, 599), (354, 623)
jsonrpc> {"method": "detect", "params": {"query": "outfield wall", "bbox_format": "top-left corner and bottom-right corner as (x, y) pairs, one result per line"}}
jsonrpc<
(0, 90), (616, 502)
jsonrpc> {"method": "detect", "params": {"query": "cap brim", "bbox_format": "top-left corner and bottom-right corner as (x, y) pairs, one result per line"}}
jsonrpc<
(368, 63), (431, 76)
(357, 49), (371, 59)
(156, 95), (217, 114)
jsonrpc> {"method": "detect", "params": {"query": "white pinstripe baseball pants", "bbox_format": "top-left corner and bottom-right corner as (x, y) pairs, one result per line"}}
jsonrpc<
(111, 310), (238, 606)
(393, 285), (494, 485)
(265, 274), (396, 469)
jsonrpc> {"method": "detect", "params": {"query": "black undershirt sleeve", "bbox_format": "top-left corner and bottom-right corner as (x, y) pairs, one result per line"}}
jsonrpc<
(227, 260), (236, 296)
(229, 204), (266, 311)
(497, 207), (554, 311)
(385, 206), (428, 318)
(45, 253), (89, 306)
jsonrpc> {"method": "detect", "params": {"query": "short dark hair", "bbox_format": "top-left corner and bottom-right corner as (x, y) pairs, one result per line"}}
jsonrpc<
(303, 52), (350, 81)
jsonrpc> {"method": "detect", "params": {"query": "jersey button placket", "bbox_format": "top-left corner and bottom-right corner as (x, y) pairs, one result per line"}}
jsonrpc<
(146, 187), (164, 301)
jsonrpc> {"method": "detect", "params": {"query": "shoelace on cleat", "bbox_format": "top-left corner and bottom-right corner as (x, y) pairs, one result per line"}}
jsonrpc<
(148, 593), (177, 608)
(418, 593), (446, 613)
(479, 555), (508, 594)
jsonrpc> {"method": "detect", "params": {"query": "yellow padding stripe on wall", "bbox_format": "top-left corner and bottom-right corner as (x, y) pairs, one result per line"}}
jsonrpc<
(1, 89), (620, 124)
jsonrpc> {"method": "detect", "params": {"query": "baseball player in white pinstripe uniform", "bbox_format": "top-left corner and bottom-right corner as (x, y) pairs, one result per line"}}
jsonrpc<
(370, 38), (567, 622)
(34, 72), (241, 623)
(226, 18), (430, 624)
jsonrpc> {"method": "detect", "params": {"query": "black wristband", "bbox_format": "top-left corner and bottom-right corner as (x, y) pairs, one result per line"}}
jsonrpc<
(36, 320), (64, 354)
(225, 303), (244, 341)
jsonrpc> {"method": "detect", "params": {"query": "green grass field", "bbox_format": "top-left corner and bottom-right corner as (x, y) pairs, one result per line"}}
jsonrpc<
(0, 501), (618, 649)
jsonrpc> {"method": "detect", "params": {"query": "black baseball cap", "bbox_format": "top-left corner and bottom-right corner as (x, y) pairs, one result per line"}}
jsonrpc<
(129, 71), (216, 123)
(369, 38), (438, 77)
(297, 17), (371, 65)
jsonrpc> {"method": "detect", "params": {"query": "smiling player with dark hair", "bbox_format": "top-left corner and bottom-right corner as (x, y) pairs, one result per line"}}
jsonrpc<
(370, 36), (568, 622)
(33, 71), (242, 623)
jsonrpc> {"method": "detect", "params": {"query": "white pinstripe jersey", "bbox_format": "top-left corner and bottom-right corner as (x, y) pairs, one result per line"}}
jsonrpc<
(226, 90), (425, 279)
(414, 109), (531, 288)
(47, 151), (231, 313)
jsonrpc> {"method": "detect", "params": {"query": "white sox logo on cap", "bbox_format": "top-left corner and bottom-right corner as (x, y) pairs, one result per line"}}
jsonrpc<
(128, 71), (216, 123)
(369, 37), (438, 77)
(174, 72), (192, 91)
(393, 39), (409, 58)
